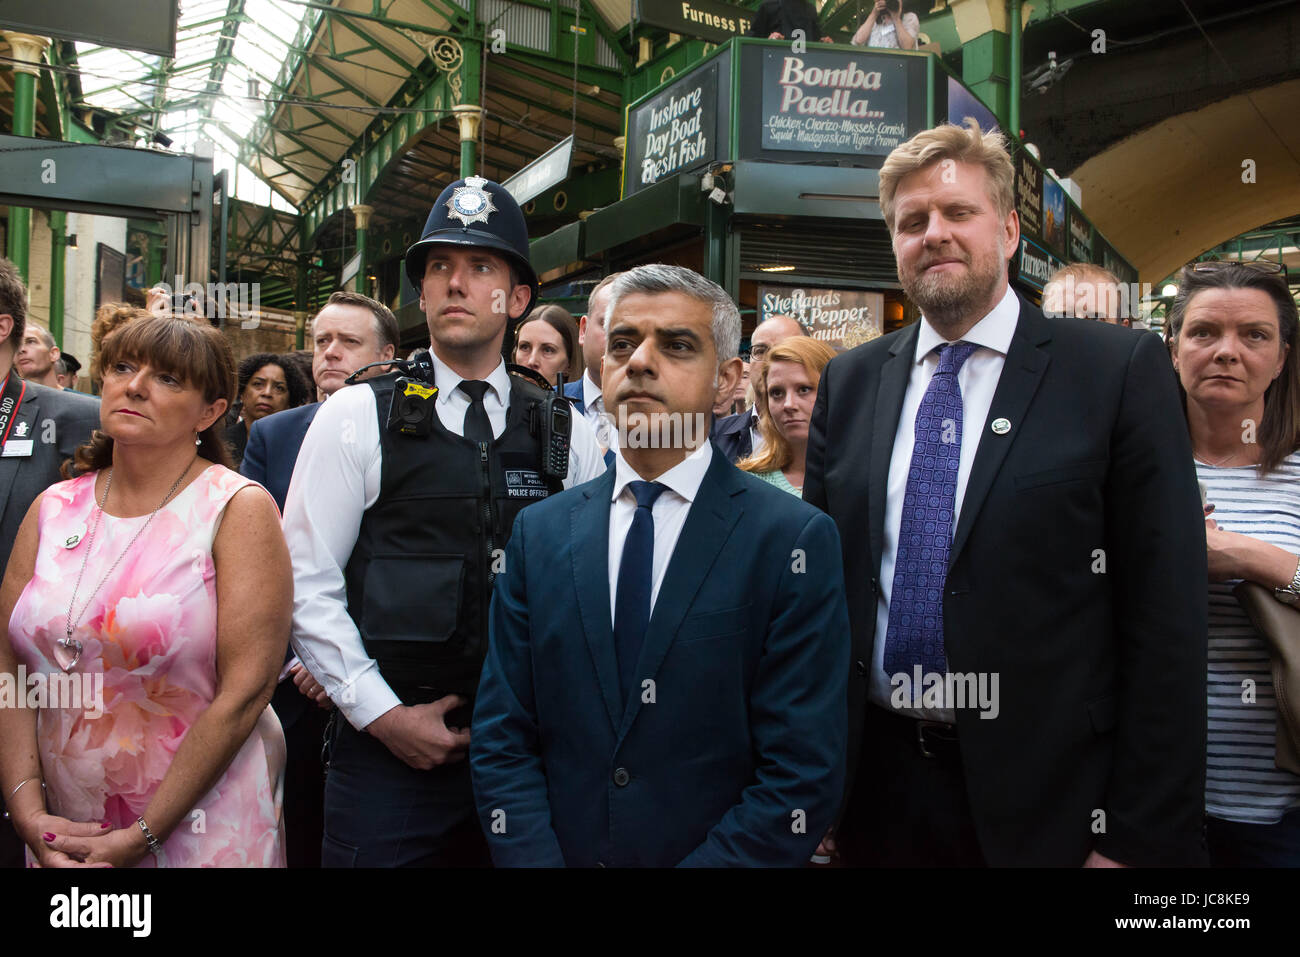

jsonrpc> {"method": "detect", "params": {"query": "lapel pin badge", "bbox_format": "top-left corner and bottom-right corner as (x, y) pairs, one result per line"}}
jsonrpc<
(15, 421), (29, 438)
(991, 417), (1011, 435)
(63, 523), (87, 548)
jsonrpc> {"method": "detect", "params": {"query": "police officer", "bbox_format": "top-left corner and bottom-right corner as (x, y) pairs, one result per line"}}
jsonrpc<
(283, 176), (604, 867)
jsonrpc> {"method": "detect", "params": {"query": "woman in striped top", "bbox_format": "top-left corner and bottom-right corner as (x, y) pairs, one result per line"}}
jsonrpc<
(1169, 260), (1300, 866)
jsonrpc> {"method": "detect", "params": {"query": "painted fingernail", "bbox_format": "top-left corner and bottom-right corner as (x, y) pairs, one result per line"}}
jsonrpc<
(43, 832), (56, 842)
(100, 822), (111, 829)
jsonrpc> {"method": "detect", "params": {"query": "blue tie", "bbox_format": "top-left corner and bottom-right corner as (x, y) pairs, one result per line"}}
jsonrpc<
(883, 341), (979, 677)
(614, 480), (667, 702)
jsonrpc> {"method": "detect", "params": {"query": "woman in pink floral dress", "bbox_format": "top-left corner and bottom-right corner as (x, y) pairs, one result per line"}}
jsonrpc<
(0, 315), (292, 867)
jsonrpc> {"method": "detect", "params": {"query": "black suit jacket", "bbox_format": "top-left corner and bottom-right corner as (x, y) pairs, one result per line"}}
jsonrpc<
(0, 381), (100, 576)
(710, 409), (755, 464)
(804, 294), (1208, 867)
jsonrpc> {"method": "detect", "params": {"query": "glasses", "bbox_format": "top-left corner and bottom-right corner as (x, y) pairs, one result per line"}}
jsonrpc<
(749, 344), (771, 359)
(1192, 260), (1284, 276)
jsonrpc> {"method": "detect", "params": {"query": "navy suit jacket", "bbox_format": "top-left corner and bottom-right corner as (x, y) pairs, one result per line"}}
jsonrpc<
(240, 402), (321, 513)
(562, 379), (583, 404)
(710, 408), (755, 464)
(470, 450), (849, 867)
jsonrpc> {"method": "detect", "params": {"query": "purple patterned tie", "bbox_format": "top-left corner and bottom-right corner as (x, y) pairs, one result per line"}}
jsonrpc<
(883, 341), (979, 676)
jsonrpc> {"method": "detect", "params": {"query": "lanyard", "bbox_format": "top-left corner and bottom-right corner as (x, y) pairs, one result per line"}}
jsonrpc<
(0, 374), (28, 447)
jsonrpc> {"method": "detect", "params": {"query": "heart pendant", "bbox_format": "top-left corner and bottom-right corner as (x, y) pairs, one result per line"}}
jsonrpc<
(53, 636), (83, 672)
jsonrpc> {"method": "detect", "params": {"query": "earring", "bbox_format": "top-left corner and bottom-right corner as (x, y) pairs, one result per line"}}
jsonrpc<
(195, 432), (201, 446)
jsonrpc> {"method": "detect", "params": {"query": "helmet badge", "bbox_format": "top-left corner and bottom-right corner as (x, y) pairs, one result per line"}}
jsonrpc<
(446, 175), (497, 227)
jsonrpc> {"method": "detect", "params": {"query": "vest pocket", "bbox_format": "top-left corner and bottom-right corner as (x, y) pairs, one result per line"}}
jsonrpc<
(362, 554), (465, 644)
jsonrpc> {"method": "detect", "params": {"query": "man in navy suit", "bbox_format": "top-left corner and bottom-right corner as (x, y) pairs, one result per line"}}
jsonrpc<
(240, 289), (398, 867)
(471, 264), (849, 867)
(710, 313), (805, 463)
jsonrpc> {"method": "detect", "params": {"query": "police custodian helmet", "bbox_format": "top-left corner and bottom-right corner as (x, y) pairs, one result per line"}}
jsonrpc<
(404, 176), (540, 317)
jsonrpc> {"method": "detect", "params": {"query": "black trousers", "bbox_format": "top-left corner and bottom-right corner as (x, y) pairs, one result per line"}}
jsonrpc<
(838, 704), (987, 867)
(320, 712), (489, 868)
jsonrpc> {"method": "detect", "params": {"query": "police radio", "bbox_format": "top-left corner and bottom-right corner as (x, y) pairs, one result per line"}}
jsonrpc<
(508, 364), (571, 482)
(540, 378), (572, 481)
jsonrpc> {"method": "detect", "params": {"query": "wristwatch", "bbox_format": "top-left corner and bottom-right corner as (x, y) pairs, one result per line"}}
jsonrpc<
(1275, 558), (1300, 604)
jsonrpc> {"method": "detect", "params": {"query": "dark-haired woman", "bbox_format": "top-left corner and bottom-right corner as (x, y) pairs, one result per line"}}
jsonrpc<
(511, 304), (580, 390)
(0, 315), (292, 867)
(1169, 261), (1300, 866)
(224, 353), (310, 466)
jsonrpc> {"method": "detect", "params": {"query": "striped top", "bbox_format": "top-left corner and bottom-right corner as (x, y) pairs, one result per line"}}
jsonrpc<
(1199, 450), (1300, 824)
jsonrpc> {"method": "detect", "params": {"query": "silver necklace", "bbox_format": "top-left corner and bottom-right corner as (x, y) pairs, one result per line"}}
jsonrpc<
(56, 458), (197, 672)
(1196, 446), (1254, 468)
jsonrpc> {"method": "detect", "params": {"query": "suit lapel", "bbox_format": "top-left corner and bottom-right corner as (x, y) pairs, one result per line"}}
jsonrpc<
(870, 324), (918, 576)
(0, 384), (40, 523)
(617, 452), (742, 743)
(949, 298), (1051, 565)
(571, 469), (621, 732)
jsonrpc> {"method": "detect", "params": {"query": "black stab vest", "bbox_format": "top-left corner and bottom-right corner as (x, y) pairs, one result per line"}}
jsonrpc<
(343, 371), (562, 700)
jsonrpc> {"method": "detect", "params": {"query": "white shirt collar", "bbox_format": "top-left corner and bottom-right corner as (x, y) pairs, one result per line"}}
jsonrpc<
(913, 284), (1019, 364)
(431, 350), (510, 406)
(611, 441), (713, 506)
(582, 369), (603, 412)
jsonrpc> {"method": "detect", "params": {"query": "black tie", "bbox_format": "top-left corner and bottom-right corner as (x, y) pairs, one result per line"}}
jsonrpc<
(458, 380), (494, 444)
(614, 481), (668, 703)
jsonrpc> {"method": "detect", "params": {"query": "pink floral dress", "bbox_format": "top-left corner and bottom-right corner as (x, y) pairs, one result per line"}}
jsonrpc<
(8, 465), (286, 867)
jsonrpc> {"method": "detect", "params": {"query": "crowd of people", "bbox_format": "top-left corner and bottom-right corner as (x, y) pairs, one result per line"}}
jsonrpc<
(0, 116), (1297, 869)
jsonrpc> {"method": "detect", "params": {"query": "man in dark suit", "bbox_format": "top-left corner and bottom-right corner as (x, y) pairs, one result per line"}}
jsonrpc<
(804, 121), (1208, 867)
(240, 289), (397, 868)
(0, 257), (99, 866)
(711, 313), (805, 463)
(471, 264), (849, 867)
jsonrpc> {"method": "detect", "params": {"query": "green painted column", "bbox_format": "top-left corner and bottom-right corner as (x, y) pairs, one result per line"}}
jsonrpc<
(1008, 0), (1022, 137)
(946, 0), (1016, 130)
(351, 204), (373, 297)
(295, 253), (310, 350)
(452, 105), (483, 179)
(961, 31), (1010, 130)
(3, 33), (50, 281)
(49, 209), (66, 347)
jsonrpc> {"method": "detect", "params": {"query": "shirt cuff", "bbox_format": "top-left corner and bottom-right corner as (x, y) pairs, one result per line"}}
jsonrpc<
(338, 665), (403, 732)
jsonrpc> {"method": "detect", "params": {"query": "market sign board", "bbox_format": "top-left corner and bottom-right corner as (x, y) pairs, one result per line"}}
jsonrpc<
(624, 60), (721, 196)
(1016, 237), (1065, 291)
(1015, 150), (1043, 242)
(633, 0), (754, 43)
(1068, 206), (1093, 263)
(760, 49), (910, 155)
(759, 284), (884, 351)
(502, 135), (574, 206)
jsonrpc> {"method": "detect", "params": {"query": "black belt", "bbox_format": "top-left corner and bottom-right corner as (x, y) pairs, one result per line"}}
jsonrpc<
(874, 705), (961, 760)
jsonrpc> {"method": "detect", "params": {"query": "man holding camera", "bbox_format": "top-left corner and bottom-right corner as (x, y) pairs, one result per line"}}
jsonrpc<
(283, 177), (603, 867)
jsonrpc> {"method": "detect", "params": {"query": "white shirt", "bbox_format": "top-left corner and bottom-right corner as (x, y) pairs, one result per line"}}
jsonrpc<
(607, 442), (713, 626)
(284, 353), (605, 730)
(870, 284), (1019, 720)
(747, 407), (765, 459)
(579, 369), (605, 424)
